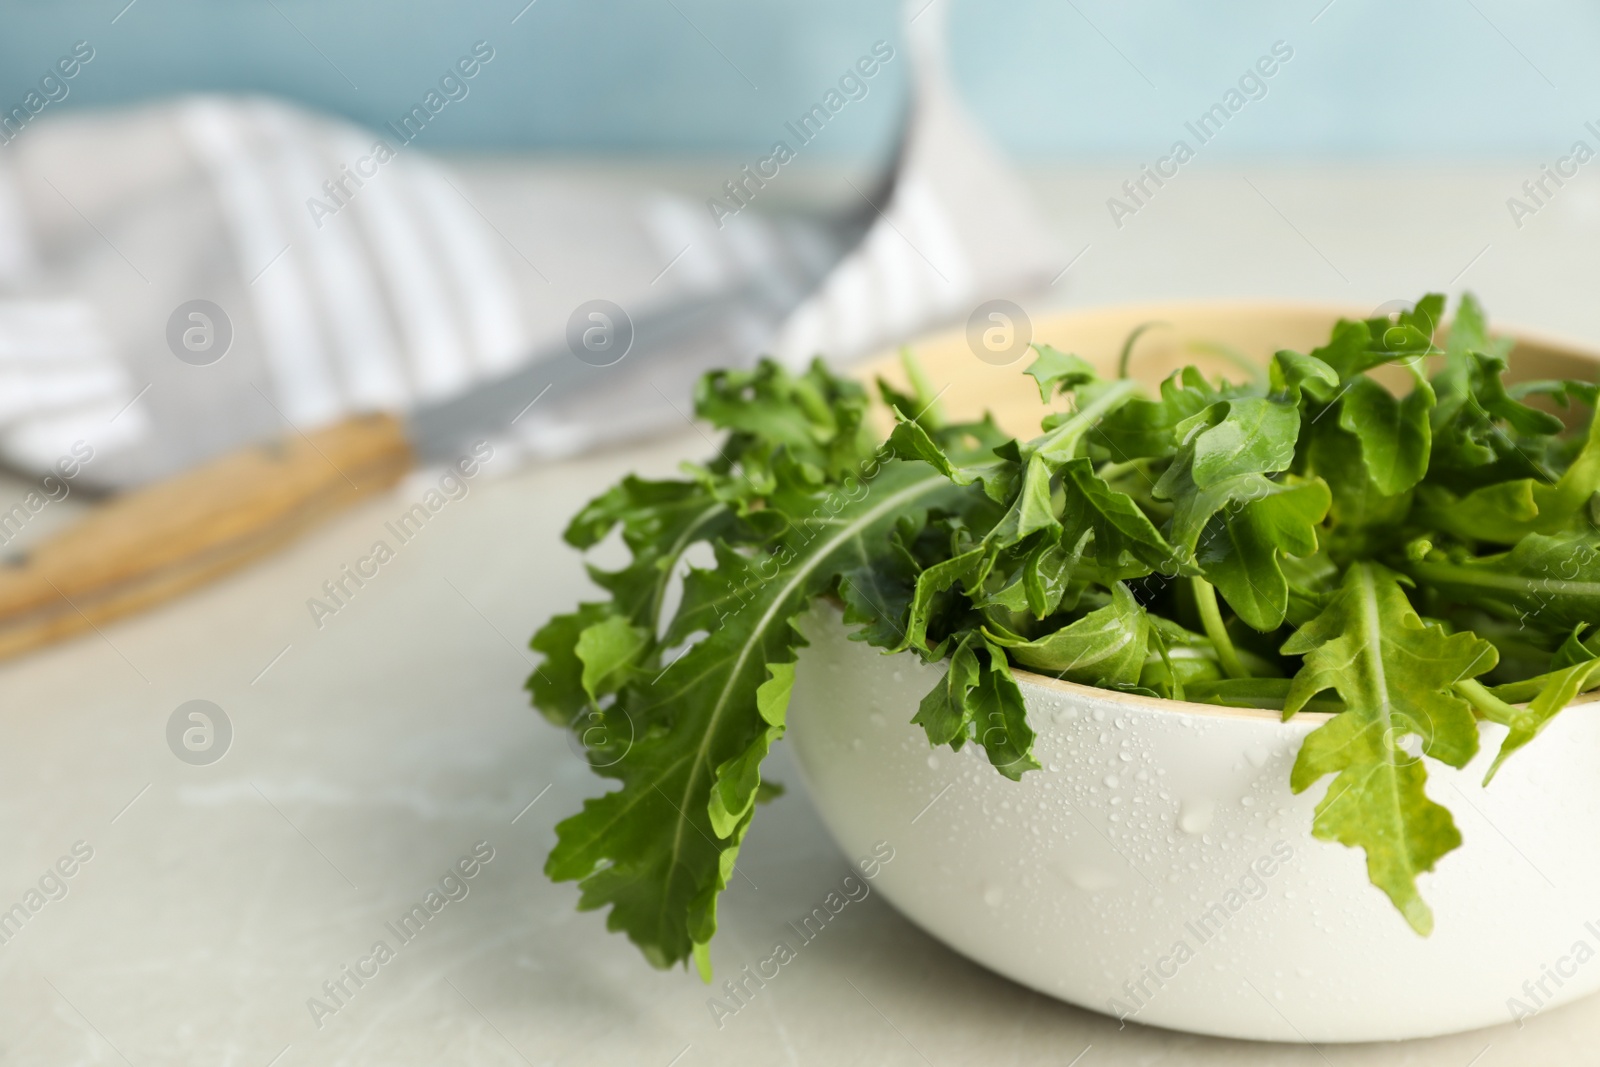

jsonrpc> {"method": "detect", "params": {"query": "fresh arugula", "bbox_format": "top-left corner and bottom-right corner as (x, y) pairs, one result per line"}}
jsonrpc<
(531, 293), (1600, 968)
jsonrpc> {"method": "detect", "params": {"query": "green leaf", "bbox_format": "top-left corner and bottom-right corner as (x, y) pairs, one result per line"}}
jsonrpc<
(902, 546), (988, 653)
(1157, 434), (1330, 631)
(1281, 563), (1496, 934)
(1090, 370), (1215, 461)
(1401, 293), (1447, 341)
(876, 347), (945, 427)
(1420, 411), (1600, 543)
(1552, 624), (1598, 669)
(693, 358), (879, 485)
(1407, 532), (1600, 632)
(1306, 417), (1412, 556)
(914, 629), (983, 747)
(1310, 318), (1378, 381)
(1445, 291), (1489, 358)
(985, 582), (1149, 686)
(1193, 478), (1331, 631)
(986, 454), (1060, 549)
(1511, 378), (1600, 409)
(1179, 396), (1300, 489)
(1027, 379), (1144, 466)
(970, 641), (1040, 779)
(912, 630), (1040, 780)
(1024, 345), (1098, 402)
(1337, 373), (1435, 496)
(887, 416), (1016, 503)
(1473, 656), (1600, 784)
(566, 476), (731, 630)
(1429, 301), (1563, 491)
(1268, 349), (1339, 401)
(576, 615), (651, 703)
(529, 602), (611, 728)
(708, 661), (793, 837)
(1056, 458), (1179, 582)
(838, 543), (918, 650)
(544, 461), (957, 970)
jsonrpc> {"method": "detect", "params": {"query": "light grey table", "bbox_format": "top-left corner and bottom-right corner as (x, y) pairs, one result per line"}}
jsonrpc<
(2, 163), (1597, 1066)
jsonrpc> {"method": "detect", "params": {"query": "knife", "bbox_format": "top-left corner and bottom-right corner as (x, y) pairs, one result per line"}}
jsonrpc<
(0, 280), (838, 661)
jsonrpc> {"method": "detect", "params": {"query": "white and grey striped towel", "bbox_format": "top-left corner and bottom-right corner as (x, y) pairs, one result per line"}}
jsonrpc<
(0, 3), (1061, 491)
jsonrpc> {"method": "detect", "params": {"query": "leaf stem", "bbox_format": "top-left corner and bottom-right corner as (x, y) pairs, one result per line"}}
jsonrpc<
(1452, 677), (1521, 724)
(1192, 577), (1249, 679)
(899, 346), (943, 426)
(1095, 457), (1146, 482)
(1116, 321), (1165, 379)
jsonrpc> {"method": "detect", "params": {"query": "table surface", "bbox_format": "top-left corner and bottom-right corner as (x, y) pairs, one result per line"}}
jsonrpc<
(3, 162), (1599, 1066)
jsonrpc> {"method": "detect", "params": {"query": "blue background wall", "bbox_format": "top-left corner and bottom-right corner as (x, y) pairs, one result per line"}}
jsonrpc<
(0, 0), (1594, 161)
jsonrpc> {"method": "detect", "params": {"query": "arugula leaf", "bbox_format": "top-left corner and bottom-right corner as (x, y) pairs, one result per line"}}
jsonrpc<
(1193, 478), (1331, 632)
(1156, 429), (1331, 631)
(1485, 627), (1600, 703)
(1179, 397), (1300, 489)
(694, 358), (877, 482)
(1268, 349), (1339, 400)
(534, 294), (1600, 968)
(837, 535), (919, 650)
(1091, 369), (1217, 461)
(1025, 344), (1099, 401)
(1337, 372), (1435, 496)
(1282, 563), (1495, 934)
(545, 461), (958, 969)
(985, 582), (1149, 686)
(567, 477), (731, 627)
(986, 455), (1060, 549)
(1408, 532), (1600, 632)
(913, 629), (983, 746)
(1419, 410), (1600, 543)
(576, 615), (651, 702)
(529, 601), (612, 728)
(1311, 319), (1422, 381)
(1307, 417), (1412, 558)
(1056, 458), (1179, 582)
(913, 630), (1040, 780)
(1464, 655), (1600, 784)
(1552, 624), (1600, 668)
(901, 546), (988, 654)
(1429, 296), (1565, 493)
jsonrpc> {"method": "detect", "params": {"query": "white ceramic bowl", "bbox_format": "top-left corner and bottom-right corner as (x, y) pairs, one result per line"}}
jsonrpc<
(787, 304), (1600, 1043)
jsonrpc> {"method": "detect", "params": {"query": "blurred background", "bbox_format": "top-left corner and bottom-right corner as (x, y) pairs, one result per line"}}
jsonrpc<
(6, 0), (1597, 338)
(4, 0), (1596, 158)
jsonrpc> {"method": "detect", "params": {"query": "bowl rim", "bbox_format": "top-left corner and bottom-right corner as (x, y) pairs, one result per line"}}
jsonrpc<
(892, 296), (1600, 364)
(849, 299), (1600, 727)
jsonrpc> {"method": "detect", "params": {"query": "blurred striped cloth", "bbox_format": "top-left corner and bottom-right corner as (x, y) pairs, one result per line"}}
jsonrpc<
(0, 8), (1059, 491)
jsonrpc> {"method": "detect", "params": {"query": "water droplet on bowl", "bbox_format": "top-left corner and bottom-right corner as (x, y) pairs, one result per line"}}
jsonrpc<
(1178, 801), (1214, 834)
(1066, 867), (1120, 891)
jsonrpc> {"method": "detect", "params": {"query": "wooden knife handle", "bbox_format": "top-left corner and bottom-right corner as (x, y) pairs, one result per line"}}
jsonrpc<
(0, 412), (414, 661)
